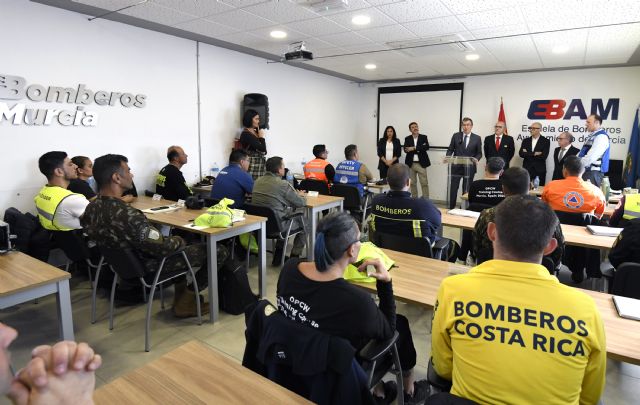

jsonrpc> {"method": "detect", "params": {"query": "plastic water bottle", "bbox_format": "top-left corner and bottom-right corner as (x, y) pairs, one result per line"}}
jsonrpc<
(301, 156), (307, 172)
(210, 162), (220, 178)
(533, 176), (540, 190)
(286, 170), (294, 185)
(601, 176), (611, 202)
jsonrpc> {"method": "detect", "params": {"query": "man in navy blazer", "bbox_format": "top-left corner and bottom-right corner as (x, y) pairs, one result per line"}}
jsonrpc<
(519, 122), (550, 185)
(483, 121), (515, 169)
(445, 117), (482, 209)
(552, 132), (580, 180)
(403, 122), (431, 198)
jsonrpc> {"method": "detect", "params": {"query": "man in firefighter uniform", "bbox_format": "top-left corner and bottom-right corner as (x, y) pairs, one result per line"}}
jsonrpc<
(431, 196), (606, 404)
(369, 163), (441, 243)
(34, 151), (89, 231)
(335, 144), (373, 197)
(579, 114), (611, 187)
(303, 144), (335, 184)
(542, 155), (606, 219)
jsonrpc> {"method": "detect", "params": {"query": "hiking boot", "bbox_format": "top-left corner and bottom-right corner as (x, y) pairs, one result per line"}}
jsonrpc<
(173, 288), (209, 318)
(373, 380), (398, 405)
(404, 379), (429, 405)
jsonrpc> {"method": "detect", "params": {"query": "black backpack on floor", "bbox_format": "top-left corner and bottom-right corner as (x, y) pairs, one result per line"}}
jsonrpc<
(218, 257), (258, 315)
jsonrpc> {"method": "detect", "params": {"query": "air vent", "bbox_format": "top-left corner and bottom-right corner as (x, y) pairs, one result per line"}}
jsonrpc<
(387, 34), (474, 57)
(297, 0), (349, 13)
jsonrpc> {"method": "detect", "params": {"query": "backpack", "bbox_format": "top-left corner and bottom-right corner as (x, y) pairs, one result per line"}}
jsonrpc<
(3, 207), (50, 262)
(218, 257), (258, 315)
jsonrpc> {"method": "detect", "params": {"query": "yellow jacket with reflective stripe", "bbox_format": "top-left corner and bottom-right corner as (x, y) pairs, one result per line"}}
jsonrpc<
(34, 185), (78, 231)
(622, 194), (640, 220)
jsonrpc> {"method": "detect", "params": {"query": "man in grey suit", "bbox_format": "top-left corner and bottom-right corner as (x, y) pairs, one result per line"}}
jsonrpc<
(445, 117), (482, 209)
(552, 131), (580, 180)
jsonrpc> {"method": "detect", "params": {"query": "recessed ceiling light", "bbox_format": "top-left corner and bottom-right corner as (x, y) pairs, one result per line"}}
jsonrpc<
(465, 54), (480, 61)
(365, 63), (377, 70)
(352, 15), (371, 25)
(552, 45), (569, 54)
(270, 30), (287, 39)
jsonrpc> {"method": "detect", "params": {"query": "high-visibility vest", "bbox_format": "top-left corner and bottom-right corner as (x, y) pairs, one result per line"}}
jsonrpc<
(335, 160), (364, 196)
(33, 185), (78, 231)
(623, 194), (640, 220)
(303, 158), (330, 182)
(578, 129), (610, 172)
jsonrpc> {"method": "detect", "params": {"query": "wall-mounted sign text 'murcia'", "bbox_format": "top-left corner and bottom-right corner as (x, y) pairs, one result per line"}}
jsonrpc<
(0, 74), (146, 127)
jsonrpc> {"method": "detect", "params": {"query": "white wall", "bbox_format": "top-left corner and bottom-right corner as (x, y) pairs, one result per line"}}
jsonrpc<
(358, 67), (640, 200)
(0, 0), (360, 214)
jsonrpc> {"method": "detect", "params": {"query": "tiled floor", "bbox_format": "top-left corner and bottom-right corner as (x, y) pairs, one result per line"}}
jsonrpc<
(1, 225), (639, 404)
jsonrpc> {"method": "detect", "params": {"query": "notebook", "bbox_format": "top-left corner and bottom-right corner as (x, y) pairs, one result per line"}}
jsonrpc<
(586, 225), (623, 237)
(447, 209), (481, 219)
(612, 295), (640, 321)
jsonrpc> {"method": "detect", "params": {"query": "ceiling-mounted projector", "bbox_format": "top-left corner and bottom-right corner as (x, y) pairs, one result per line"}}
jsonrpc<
(284, 41), (313, 62)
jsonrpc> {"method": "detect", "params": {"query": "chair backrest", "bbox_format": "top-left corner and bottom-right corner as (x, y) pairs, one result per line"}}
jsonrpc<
(99, 245), (147, 280)
(611, 262), (640, 299)
(554, 210), (598, 226)
(299, 179), (330, 195)
(370, 229), (433, 258)
(51, 230), (91, 262)
(243, 203), (283, 236)
(331, 184), (362, 210)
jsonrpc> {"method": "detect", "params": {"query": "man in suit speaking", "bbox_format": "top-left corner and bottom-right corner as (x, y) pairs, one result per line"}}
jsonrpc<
(445, 117), (482, 209)
(484, 120), (515, 169)
(552, 131), (579, 180)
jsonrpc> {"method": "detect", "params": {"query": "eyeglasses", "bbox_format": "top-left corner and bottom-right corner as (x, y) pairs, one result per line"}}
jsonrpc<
(528, 126), (541, 130)
(494, 126), (503, 128)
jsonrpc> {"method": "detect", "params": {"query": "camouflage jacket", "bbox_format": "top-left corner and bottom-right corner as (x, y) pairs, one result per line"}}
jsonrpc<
(472, 205), (565, 267)
(81, 196), (185, 268)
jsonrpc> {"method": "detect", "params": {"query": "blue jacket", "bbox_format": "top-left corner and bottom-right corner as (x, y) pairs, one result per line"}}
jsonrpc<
(369, 190), (441, 242)
(210, 164), (253, 208)
(336, 160), (364, 196)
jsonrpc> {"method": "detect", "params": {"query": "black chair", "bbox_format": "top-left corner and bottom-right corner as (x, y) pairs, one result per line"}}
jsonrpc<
(607, 159), (624, 190)
(50, 230), (101, 282)
(243, 203), (306, 267)
(607, 262), (640, 299)
(554, 210), (601, 283)
(93, 245), (202, 351)
(460, 203), (494, 263)
(299, 179), (330, 195)
(370, 229), (449, 261)
(243, 300), (404, 405)
(331, 184), (371, 231)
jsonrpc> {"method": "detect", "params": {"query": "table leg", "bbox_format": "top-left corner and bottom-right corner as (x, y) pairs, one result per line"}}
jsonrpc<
(207, 236), (219, 323)
(258, 222), (266, 298)
(55, 279), (74, 341)
(308, 207), (318, 261)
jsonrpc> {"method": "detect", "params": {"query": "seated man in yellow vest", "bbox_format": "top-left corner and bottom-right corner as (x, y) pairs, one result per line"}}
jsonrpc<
(34, 151), (89, 231)
(431, 196), (606, 404)
(303, 144), (335, 184)
(609, 193), (640, 228)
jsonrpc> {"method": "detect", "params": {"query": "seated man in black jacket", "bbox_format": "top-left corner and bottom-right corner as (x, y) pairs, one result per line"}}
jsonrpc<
(277, 212), (429, 404)
(369, 163), (441, 243)
(156, 145), (193, 201)
(468, 157), (505, 208)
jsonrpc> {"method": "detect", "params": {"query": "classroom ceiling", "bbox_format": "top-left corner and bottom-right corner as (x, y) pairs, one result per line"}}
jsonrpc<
(39, 0), (640, 82)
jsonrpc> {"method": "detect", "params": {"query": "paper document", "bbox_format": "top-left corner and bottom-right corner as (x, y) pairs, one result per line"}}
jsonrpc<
(184, 223), (208, 230)
(586, 225), (623, 237)
(231, 209), (246, 222)
(613, 295), (640, 321)
(447, 209), (480, 219)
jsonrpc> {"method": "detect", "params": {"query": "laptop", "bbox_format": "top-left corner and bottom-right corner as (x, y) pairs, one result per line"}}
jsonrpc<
(612, 295), (640, 321)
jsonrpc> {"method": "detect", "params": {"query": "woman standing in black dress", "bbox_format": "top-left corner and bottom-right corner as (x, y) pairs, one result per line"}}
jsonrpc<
(240, 109), (267, 180)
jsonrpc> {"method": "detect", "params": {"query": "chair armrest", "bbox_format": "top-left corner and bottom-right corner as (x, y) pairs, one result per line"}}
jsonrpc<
(431, 238), (450, 260)
(358, 331), (399, 363)
(161, 246), (188, 260)
(283, 212), (304, 221)
(428, 357), (452, 392)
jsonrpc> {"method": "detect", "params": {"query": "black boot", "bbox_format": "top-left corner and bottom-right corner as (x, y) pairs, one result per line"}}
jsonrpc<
(272, 247), (284, 266)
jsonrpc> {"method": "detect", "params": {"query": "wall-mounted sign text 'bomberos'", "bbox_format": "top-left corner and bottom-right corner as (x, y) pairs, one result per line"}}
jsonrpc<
(0, 74), (146, 127)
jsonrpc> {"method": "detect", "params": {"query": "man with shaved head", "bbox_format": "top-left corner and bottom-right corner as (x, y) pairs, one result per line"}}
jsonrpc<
(519, 121), (550, 186)
(483, 120), (515, 169)
(156, 145), (193, 201)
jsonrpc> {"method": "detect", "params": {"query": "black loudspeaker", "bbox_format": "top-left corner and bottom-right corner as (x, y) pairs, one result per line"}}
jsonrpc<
(242, 93), (269, 129)
(607, 159), (624, 190)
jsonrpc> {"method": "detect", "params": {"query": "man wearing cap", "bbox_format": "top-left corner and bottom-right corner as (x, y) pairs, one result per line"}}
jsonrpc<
(34, 151), (89, 231)
(303, 144), (335, 184)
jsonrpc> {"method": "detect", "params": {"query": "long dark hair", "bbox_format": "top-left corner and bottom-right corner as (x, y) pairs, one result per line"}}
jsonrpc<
(382, 125), (397, 141)
(242, 109), (259, 128)
(314, 212), (359, 271)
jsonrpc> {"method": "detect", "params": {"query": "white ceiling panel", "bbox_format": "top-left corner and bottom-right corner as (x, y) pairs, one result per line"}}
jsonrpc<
(521, 1), (594, 31)
(365, 0), (407, 6)
(319, 31), (374, 46)
(456, 7), (524, 31)
(499, 59), (545, 70)
(204, 8), (275, 30)
(441, 0), (516, 14)
(307, 0), (371, 15)
(174, 18), (240, 36)
(217, 31), (267, 47)
(249, 25), (308, 42)
(533, 30), (588, 62)
(357, 24), (418, 43)
(480, 36), (538, 59)
(470, 24), (530, 40)
(243, 0), (320, 23)
(285, 17), (349, 37)
(597, 0), (640, 25)
(326, 7), (396, 30)
(71, 0), (135, 10)
(377, 0), (452, 23)
(120, 2), (198, 25)
(403, 16), (466, 38)
(586, 25), (640, 58)
(153, 0), (235, 18)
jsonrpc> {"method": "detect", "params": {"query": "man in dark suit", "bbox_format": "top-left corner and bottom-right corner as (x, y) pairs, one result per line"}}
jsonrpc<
(445, 117), (482, 209)
(552, 131), (580, 180)
(518, 122), (550, 186)
(483, 121), (515, 169)
(403, 122), (431, 199)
